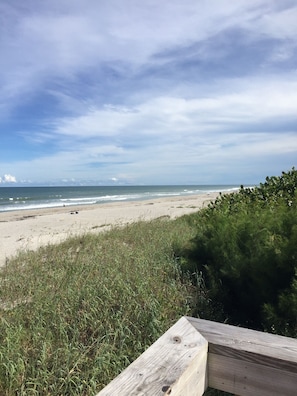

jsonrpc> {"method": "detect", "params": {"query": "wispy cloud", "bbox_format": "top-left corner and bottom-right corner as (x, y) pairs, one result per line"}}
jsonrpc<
(0, 0), (296, 185)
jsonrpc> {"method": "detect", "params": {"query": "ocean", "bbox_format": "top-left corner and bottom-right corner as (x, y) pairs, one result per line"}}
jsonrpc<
(0, 185), (240, 212)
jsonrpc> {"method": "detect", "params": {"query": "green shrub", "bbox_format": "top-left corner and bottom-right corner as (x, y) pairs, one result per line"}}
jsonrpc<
(181, 168), (297, 334)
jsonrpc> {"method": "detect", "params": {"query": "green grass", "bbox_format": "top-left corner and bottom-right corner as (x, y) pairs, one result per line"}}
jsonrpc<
(0, 217), (198, 395)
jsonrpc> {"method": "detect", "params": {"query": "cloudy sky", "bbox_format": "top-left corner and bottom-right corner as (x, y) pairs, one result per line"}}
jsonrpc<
(1, 0), (296, 186)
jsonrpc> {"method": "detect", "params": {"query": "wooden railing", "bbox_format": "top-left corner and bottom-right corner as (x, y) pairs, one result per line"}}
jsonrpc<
(96, 316), (297, 395)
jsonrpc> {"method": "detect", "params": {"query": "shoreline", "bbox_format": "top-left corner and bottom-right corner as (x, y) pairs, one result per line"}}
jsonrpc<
(0, 192), (219, 267)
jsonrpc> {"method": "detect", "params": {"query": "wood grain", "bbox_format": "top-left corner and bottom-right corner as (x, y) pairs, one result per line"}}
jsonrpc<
(96, 317), (208, 395)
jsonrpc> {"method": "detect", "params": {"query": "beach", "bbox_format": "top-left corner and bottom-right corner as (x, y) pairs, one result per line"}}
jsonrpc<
(0, 192), (219, 267)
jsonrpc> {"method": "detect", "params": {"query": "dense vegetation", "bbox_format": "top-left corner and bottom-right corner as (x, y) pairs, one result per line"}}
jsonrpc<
(0, 218), (197, 395)
(0, 168), (296, 394)
(181, 167), (297, 335)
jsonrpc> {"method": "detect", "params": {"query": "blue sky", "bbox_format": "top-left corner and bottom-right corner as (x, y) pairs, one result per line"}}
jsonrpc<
(1, 0), (296, 186)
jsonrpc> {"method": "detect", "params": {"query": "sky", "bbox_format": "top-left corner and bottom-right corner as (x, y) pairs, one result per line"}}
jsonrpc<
(0, 0), (297, 186)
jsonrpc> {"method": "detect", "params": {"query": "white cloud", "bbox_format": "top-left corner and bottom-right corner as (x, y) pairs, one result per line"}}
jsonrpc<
(1, 0), (296, 115)
(0, 174), (17, 183)
(255, 5), (297, 40)
(46, 74), (297, 143)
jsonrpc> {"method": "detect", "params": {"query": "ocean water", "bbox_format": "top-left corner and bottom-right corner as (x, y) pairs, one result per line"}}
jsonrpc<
(0, 185), (240, 212)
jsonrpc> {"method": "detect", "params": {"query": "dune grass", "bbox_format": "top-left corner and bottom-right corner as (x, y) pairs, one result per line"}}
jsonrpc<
(0, 217), (199, 395)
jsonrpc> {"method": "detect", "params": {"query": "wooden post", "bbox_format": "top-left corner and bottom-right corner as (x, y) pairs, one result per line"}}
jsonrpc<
(96, 317), (208, 395)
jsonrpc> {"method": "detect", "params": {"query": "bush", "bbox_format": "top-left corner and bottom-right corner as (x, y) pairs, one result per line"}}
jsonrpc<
(181, 168), (297, 334)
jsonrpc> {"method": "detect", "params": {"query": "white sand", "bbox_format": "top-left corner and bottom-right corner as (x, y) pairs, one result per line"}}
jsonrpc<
(0, 193), (218, 267)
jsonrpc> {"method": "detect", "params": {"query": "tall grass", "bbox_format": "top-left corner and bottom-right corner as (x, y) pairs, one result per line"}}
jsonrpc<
(0, 217), (198, 395)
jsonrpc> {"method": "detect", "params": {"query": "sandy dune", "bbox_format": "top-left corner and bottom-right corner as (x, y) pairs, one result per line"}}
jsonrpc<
(0, 193), (218, 267)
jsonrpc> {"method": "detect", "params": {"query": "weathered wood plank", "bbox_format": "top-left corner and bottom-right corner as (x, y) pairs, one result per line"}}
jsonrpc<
(208, 353), (297, 396)
(188, 317), (297, 363)
(96, 317), (208, 396)
(188, 317), (297, 396)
